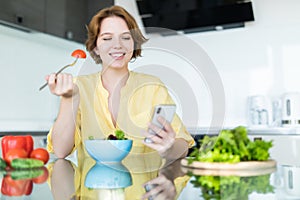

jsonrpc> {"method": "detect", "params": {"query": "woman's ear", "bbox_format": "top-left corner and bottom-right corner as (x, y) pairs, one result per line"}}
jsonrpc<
(90, 47), (102, 64)
(93, 47), (100, 56)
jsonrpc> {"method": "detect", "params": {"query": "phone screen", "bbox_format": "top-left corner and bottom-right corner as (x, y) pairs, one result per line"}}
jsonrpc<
(149, 104), (176, 133)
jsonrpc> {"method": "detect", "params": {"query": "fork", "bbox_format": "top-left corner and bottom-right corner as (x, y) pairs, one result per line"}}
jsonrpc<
(39, 57), (79, 91)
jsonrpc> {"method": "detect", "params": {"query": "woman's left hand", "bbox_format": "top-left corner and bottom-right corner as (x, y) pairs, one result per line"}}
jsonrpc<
(143, 116), (176, 158)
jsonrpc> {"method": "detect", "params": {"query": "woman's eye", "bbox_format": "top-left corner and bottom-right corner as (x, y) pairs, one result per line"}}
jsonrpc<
(122, 37), (131, 40)
(103, 38), (112, 41)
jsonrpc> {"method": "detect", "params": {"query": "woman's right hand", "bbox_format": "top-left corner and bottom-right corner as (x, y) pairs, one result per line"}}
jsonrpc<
(46, 73), (79, 98)
(142, 175), (176, 200)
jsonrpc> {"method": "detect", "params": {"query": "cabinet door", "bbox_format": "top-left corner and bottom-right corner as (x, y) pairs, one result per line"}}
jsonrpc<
(87, 0), (114, 21)
(44, 0), (66, 39)
(45, 0), (88, 43)
(0, 0), (46, 32)
(64, 0), (88, 43)
(64, 0), (114, 43)
(0, 0), (113, 43)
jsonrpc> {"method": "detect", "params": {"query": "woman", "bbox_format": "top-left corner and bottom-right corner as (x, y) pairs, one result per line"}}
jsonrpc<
(46, 5), (194, 162)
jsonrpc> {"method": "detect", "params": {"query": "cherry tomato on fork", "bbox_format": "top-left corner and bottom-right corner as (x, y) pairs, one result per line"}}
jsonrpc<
(71, 49), (86, 58)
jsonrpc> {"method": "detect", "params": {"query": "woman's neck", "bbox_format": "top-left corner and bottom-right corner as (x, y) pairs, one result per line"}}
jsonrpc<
(101, 67), (129, 92)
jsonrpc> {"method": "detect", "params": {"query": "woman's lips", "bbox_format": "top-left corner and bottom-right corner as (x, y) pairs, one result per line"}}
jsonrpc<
(109, 52), (126, 59)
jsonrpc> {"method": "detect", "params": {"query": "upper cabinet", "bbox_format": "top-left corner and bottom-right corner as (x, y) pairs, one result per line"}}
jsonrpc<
(0, 0), (46, 32)
(0, 0), (114, 43)
(45, 0), (88, 44)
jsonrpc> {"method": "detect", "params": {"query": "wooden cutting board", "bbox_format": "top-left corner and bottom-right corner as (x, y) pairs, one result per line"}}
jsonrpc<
(181, 166), (276, 177)
(181, 158), (276, 170)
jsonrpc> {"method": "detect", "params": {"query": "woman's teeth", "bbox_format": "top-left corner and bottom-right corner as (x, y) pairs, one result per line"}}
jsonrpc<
(110, 53), (125, 58)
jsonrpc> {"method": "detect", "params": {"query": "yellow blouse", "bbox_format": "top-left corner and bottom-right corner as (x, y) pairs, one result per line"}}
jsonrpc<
(47, 71), (195, 162)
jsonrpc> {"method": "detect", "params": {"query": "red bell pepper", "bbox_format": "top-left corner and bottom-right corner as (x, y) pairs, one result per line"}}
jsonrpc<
(1, 135), (34, 159)
(1, 175), (33, 196)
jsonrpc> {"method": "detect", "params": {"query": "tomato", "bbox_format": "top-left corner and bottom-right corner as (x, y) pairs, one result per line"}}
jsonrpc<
(30, 148), (49, 164)
(71, 49), (86, 58)
(5, 149), (28, 165)
(32, 167), (49, 184)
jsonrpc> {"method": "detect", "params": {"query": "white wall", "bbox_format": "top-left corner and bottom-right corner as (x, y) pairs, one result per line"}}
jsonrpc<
(0, 26), (88, 131)
(186, 0), (300, 127)
(0, 0), (300, 131)
(118, 0), (300, 128)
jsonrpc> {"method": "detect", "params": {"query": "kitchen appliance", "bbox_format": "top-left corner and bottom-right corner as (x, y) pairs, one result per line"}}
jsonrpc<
(136, 0), (255, 34)
(281, 92), (300, 127)
(282, 165), (300, 196)
(247, 95), (272, 127)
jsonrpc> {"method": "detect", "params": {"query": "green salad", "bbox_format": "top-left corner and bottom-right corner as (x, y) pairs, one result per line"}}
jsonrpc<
(189, 173), (274, 200)
(188, 126), (273, 164)
(107, 130), (128, 140)
(88, 130), (128, 140)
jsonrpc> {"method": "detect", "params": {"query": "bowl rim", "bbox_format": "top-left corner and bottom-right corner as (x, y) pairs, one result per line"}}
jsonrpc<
(85, 139), (133, 142)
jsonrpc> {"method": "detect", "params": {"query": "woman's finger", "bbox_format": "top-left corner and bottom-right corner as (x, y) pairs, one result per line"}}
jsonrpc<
(48, 73), (56, 84)
(67, 74), (74, 90)
(148, 123), (164, 135)
(142, 176), (171, 200)
(143, 185), (163, 199)
(55, 73), (64, 94)
(44, 74), (50, 81)
(62, 74), (72, 91)
(48, 73), (57, 91)
(149, 135), (163, 144)
(148, 123), (167, 139)
(157, 116), (174, 133)
(143, 175), (167, 187)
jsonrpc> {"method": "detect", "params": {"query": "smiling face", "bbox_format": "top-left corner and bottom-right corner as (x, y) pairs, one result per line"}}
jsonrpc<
(94, 16), (134, 70)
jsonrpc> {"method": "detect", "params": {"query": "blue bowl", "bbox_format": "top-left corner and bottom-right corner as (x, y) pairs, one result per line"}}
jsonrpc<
(84, 140), (133, 163)
(84, 162), (132, 189)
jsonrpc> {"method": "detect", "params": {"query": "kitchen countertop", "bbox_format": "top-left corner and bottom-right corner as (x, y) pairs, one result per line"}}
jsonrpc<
(179, 165), (299, 200)
(1, 135), (299, 199)
(1, 155), (298, 199)
(0, 131), (48, 137)
(2, 126), (300, 137)
(188, 126), (300, 136)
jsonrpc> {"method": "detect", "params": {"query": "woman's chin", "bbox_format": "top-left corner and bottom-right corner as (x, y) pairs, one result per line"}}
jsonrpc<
(109, 61), (129, 69)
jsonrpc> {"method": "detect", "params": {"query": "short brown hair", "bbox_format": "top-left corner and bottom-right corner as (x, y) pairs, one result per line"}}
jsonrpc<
(85, 5), (148, 64)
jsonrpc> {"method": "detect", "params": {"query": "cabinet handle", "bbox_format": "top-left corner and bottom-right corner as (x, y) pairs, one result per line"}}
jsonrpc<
(65, 31), (74, 40)
(254, 137), (262, 141)
(15, 15), (24, 24)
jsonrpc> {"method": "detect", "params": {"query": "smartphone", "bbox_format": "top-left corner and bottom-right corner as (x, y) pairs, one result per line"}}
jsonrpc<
(145, 104), (176, 143)
(150, 104), (176, 129)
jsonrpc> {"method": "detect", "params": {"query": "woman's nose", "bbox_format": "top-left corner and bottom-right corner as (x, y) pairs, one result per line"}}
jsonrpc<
(112, 37), (122, 49)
